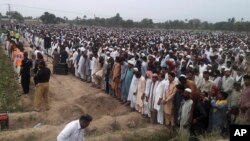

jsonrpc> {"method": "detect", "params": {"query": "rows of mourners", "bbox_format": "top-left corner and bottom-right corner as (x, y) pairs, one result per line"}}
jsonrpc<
(2, 24), (250, 136)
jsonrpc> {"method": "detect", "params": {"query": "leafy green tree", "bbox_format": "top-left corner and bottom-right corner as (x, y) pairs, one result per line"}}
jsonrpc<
(40, 12), (58, 24)
(123, 19), (134, 28)
(188, 19), (201, 29)
(6, 11), (24, 22)
(140, 18), (154, 28)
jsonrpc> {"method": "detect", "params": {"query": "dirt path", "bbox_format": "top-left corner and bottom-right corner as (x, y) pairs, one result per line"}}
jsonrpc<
(0, 39), (154, 141)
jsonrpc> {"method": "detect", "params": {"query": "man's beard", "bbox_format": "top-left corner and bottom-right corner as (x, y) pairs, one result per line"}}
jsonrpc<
(81, 125), (86, 129)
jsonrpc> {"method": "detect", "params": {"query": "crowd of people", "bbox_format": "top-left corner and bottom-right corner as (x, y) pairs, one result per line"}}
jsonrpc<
(2, 24), (51, 112)
(1, 23), (250, 136)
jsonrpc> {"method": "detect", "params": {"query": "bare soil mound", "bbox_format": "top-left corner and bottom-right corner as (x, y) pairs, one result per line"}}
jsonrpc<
(74, 93), (131, 119)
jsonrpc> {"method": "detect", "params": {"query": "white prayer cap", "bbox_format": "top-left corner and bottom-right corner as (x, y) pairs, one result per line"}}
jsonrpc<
(128, 60), (136, 66)
(80, 47), (85, 52)
(225, 68), (231, 72)
(207, 64), (212, 67)
(73, 49), (76, 51)
(122, 48), (125, 51)
(239, 54), (245, 57)
(185, 88), (192, 93)
(179, 53), (184, 56)
(109, 48), (114, 51)
(180, 74), (186, 78)
(169, 50), (173, 53)
(141, 53), (145, 57)
(221, 66), (226, 69)
(186, 55), (191, 59)
(152, 73), (158, 77)
(189, 65), (194, 68)
(133, 67), (138, 72)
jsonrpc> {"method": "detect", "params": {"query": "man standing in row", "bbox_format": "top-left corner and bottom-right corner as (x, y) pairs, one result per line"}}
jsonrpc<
(164, 72), (177, 127)
(52, 48), (60, 74)
(20, 52), (32, 94)
(240, 75), (250, 123)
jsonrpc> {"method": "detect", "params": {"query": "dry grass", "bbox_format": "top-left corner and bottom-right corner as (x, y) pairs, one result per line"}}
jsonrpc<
(198, 131), (224, 141)
(0, 46), (22, 112)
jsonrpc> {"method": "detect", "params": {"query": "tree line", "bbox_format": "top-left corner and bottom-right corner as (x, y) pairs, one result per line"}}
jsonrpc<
(1, 11), (250, 31)
(72, 14), (250, 32)
(42, 12), (250, 32)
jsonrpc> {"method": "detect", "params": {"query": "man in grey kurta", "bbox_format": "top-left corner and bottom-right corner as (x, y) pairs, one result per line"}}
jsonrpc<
(120, 60), (128, 100)
(83, 54), (91, 82)
(52, 48), (60, 74)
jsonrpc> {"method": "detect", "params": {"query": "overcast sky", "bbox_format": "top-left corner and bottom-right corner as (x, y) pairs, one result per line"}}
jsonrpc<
(0, 0), (250, 23)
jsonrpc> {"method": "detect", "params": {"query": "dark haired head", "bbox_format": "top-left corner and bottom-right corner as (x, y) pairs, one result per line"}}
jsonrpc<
(79, 114), (93, 129)
(193, 68), (199, 74)
(168, 71), (176, 78)
(220, 91), (228, 99)
(203, 71), (209, 75)
(243, 74), (250, 80)
(37, 52), (43, 60)
(80, 114), (93, 122)
(179, 75), (187, 84)
(24, 52), (28, 59)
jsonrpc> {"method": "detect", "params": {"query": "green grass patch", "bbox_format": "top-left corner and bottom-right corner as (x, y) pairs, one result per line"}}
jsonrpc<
(0, 46), (22, 112)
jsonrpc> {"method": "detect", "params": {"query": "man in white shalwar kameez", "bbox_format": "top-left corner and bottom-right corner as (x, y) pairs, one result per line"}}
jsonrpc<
(78, 52), (85, 79)
(154, 73), (169, 125)
(91, 55), (99, 86)
(179, 88), (193, 129)
(127, 68), (139, 109)
(143, 71), (153, 117)
(147, 74), (159, 123)
(135, 72), (146, 114)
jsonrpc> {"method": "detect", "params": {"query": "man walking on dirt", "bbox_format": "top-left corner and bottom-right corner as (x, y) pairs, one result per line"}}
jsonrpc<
(33, 60), (51, 111)
(57, 114), (93, 141)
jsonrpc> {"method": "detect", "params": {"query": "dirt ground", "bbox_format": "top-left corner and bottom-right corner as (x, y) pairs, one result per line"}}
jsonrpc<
(0, 40), (160, 141)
